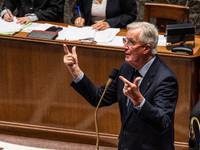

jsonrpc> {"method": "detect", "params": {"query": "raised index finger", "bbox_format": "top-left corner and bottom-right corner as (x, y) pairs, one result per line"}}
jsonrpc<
(119, 76), (132, 87)
(63, 44), (70, 54)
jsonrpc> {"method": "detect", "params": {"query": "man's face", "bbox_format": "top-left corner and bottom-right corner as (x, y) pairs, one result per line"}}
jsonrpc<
(122, 28), (146, 69)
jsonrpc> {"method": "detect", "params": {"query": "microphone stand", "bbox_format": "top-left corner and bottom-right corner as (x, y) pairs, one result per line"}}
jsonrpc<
(94, 68), (118, 150)
(189, 116), (200, 148)
(94, 79), (113, 150)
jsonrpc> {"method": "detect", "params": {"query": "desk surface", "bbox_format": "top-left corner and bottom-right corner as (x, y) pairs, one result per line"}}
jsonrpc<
(11, 21), (200, 58)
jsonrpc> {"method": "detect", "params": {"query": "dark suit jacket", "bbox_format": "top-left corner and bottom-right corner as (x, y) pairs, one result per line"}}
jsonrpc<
(71, 0), (137, 28)
(3, 0), (65, 22)
(71, 55), (179, 150)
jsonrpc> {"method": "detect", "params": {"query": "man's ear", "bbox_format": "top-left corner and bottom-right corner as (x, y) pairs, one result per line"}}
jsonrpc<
(143, 44), (151, 54)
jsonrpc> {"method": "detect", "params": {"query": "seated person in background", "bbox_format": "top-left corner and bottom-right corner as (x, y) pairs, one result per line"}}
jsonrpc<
(63, 22), (179, 150)
(1, 0), (65, 24)
(71, 0), (137, 31)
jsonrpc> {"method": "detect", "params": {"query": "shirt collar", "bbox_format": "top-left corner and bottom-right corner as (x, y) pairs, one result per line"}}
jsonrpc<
(138, 55), (156, 77)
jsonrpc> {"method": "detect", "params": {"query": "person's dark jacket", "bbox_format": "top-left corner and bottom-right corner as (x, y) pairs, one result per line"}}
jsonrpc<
(71, 0), (137, 28)
(3, 0), (65, 22)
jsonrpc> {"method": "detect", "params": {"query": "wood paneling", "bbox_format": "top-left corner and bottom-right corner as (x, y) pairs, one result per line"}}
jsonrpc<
(0, 23), (199, 149)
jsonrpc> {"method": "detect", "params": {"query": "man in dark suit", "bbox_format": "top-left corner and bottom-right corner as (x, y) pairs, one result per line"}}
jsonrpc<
(63, 22), (179, 150)
(1, 0), (65, 24)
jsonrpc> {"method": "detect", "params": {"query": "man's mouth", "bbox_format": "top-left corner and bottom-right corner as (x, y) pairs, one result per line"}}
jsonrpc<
(125, 52), (130, 56)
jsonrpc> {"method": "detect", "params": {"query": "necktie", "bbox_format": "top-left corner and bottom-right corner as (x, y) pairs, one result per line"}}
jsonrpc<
(127, 70), (141, 112)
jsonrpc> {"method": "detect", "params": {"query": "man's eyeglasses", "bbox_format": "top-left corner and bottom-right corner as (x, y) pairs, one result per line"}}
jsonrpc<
(122, 38), (146, 47)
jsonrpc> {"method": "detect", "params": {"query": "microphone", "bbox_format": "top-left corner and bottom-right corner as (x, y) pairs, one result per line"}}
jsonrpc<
(94, 68), (119, 150)
(105, 68), (119, 90)
(188, 116), (200, 148)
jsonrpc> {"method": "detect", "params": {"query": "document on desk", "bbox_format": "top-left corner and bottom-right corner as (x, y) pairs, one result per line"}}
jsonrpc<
(61, 26), (120, 43)
(0, 17), (23, 33)
(65, 25), (95, 41)
(21, 23), (120, 42)
(21, 23), (168, 47)
(94, 28), (120, 43)
(22, 23), (57, 32)
(97, 36), (124, 47)
(158, 35), (168, 46)
(56, 27), (69, 40)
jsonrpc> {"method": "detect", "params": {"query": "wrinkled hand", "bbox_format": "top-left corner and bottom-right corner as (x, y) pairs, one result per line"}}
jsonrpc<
(63, 44), (82, 79)
(16, 16), (30, 24)
(119, 76), (143, 106)
(92, 21), (110, 31)
(3, 13), (14, 22)
(74, 17), (85, 27)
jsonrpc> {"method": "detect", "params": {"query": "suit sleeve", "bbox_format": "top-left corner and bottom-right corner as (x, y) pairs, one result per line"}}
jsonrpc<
(34, 0), (65, 22)
(71, 74), (118, 107)
(71, 0), (86, 24)
(2, 0), (18, 13)
(105, 0), (137, 28)
(138, 76), (179, 134)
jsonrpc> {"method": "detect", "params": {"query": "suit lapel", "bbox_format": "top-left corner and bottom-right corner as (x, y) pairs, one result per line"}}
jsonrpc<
(122, 55), (161, 126)
(140, 55), (160, 95)
(139, 74), (153, 95)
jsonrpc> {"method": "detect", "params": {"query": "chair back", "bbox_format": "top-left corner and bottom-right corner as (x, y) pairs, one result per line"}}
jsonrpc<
(144, 2), (189, 32)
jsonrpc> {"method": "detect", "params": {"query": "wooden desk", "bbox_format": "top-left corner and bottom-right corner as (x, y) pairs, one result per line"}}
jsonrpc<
(0, 22), (199, 149)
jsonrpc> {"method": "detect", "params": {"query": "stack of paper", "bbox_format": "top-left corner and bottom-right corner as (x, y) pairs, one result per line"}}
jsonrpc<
(61, 25), (120, 43)
(65, 25), (95, 41)
(96, 36), (124, 47)
(0, 17), (23, 34)
(22, 23), (57, 33)
(95, 28), (120, 43)
(22, 22), (121, 45)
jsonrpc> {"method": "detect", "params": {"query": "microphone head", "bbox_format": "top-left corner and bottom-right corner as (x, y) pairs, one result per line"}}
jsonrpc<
(109, 68), (119, 80)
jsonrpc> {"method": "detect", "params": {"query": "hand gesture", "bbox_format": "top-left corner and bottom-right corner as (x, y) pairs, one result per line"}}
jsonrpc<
(63, 44), (82, 79)
(119, 76), (143, 106)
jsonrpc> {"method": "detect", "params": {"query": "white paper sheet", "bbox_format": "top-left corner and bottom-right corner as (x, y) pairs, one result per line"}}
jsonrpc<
(94, 28), (120, 43)
(158, 35), (168, 46)
(97, 36), (124, 47)
(22, 23), (55, 32)
(0, 17), (23, 33)
(65, 26), (95, 41)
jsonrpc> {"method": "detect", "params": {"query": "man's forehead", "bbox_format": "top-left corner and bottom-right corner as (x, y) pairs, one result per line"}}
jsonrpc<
(126, 28), (142, 39)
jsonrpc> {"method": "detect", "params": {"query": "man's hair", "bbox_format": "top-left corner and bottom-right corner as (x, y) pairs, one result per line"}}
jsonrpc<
(127, 22), (158, 55)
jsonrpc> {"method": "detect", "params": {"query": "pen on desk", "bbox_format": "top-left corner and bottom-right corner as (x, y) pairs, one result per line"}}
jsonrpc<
(78, 6), (81, 18)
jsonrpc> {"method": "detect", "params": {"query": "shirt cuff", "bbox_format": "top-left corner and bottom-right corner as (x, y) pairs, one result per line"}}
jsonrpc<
(1, 9), (12, 18)
(73, 72), (84, 83)
(25, 14), (38, 22)
(135, 98), (146, 111)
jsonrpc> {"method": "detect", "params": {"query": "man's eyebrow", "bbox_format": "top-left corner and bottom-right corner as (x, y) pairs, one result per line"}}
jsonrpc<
(127, 38), (136, 43)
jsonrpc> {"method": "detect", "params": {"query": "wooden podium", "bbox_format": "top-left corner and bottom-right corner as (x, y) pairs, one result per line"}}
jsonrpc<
(0, 22), (199, 149)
